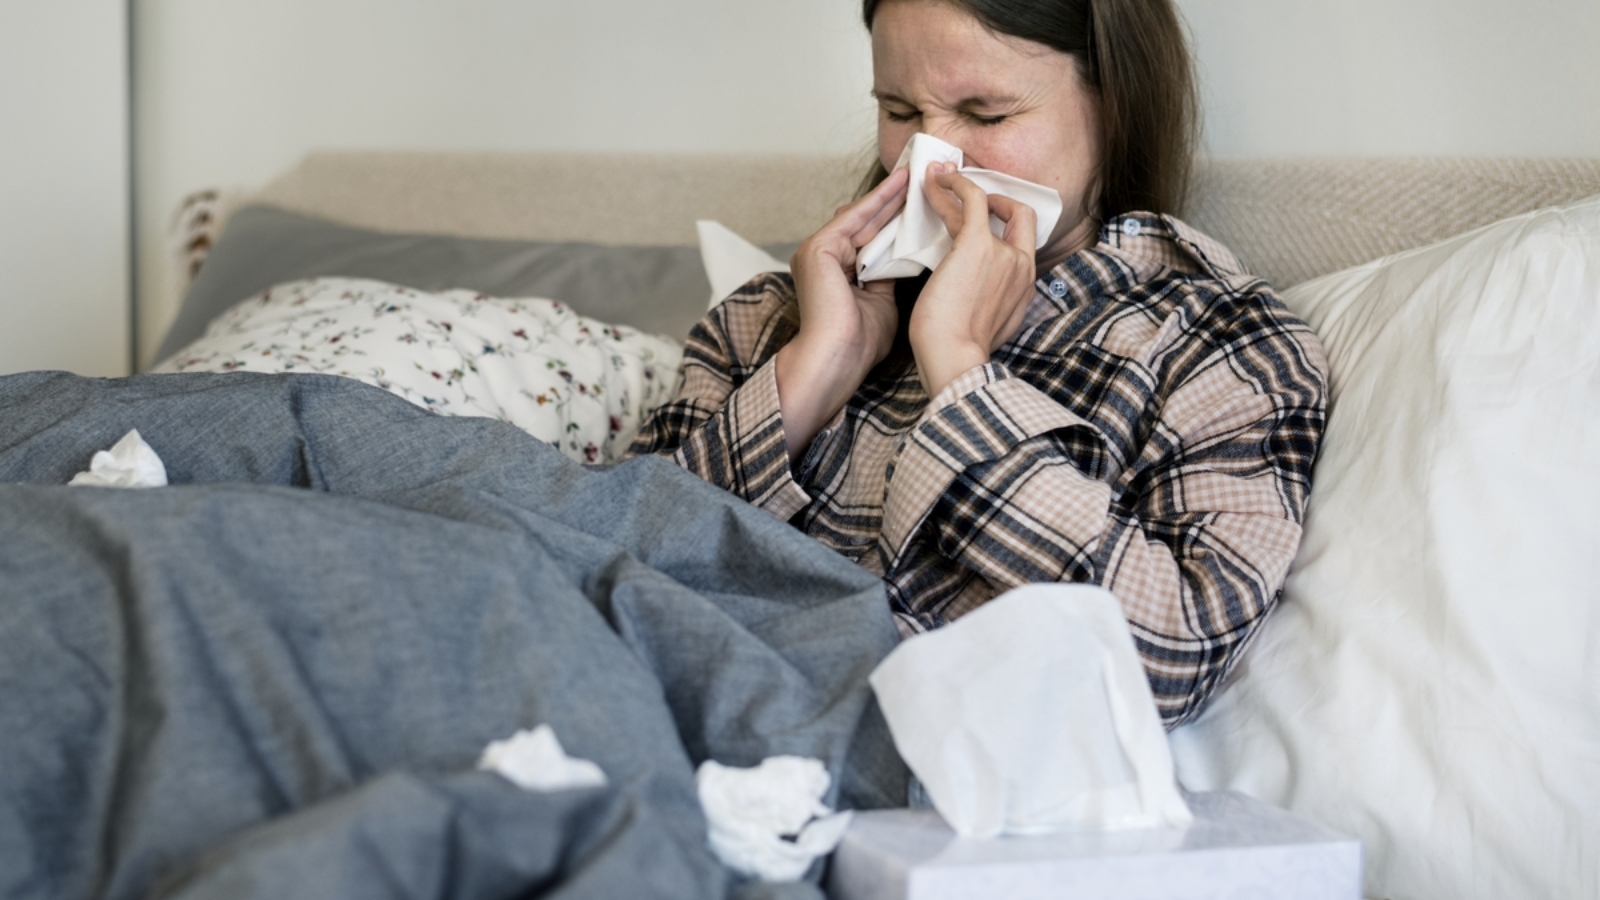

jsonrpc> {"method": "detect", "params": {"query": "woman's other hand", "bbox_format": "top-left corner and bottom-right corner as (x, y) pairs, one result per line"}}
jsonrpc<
(775, 165), (909, 462)
(910, 162), (1039, 397)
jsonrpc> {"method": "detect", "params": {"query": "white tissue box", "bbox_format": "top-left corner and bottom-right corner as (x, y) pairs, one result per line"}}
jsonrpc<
(826, 791), (1361, 900)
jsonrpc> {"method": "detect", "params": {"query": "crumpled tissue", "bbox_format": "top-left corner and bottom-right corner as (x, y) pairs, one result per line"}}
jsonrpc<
(696, 756), (854, 882)
(477, 725), (608, 792)
(869, 584), (1193, 839)
(856, 132), (1064, 283)
(68, 429), (168, 488)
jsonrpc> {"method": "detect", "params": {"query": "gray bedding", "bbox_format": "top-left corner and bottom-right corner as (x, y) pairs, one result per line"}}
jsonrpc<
(0, 371), (905, 900)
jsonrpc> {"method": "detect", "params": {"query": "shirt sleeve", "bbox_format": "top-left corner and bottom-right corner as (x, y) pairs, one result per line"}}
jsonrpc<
(627, 274), (813, 521)
(882, 316), (1328, 729)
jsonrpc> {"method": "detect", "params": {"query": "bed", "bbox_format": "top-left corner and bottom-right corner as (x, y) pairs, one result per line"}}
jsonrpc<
(5, 152), (1600, 900)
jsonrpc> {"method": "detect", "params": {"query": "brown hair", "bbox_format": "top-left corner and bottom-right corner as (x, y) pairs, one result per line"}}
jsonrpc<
(860, 0), (1198, 220)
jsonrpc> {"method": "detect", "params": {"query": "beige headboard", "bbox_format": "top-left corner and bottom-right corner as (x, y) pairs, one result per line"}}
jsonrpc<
(248, 151), (1600, 290)
(1185, 157), (1600, 287)
(249, 152), (866, 246)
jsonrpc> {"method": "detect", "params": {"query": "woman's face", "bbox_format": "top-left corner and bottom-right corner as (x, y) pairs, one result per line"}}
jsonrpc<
(871, 0), (1103, 267)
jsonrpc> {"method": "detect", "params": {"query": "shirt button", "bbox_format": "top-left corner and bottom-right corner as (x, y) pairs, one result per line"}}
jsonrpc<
(1048, 279), (1068, 298)
(1122, 219), (1143, 238)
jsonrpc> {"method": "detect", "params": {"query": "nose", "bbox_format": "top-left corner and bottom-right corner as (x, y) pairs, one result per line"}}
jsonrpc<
(920, 119), (959, 149)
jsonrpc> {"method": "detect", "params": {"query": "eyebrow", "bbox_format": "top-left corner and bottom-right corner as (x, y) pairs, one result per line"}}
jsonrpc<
(870, 89), (1022, 111)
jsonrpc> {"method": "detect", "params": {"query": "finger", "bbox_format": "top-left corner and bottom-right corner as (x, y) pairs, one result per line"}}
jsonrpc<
(850, 172), (910, 248)
(797, 166), (909, 270)
(928, 169), (996, 242)
(941, 171), (994, 238)
(876, 162), (911, 195)
(922, 163), (967, 236)
(819, 166), (907, 249)
(852, 165), (910, 221)
(987, 193), (1038, 256)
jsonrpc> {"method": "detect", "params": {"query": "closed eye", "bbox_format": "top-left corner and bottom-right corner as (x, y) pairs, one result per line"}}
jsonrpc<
(883, 109), (919, 123)
(965, 112), (1007, 127)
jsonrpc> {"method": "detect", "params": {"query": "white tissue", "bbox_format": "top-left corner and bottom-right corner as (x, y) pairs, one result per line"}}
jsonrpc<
(869, 584), (1192, 839)
(856, 133), (1063, 283)
(477, 725), (608, 792)
(698, 219), (791, 310)
(696, 756), (854, 882)
(68, 429), (168, 488)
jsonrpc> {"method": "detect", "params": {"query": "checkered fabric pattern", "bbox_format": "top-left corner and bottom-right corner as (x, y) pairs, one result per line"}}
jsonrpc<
(630, 213), (1328, 727)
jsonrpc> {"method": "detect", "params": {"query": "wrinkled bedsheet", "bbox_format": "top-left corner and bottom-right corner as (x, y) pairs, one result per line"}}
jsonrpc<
(0, 371), (906, 900)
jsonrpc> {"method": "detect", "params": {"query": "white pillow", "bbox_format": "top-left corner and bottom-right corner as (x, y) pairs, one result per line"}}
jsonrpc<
(697, 219), (790, 309)
(154, 277), (685, 464)
(1169, 196), (1600, 900)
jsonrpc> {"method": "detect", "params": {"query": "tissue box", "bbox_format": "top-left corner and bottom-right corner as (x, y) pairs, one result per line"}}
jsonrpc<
(826, 791), (1361, 900)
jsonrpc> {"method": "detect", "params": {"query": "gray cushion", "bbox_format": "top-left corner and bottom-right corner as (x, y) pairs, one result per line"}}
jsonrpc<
(156, 205), (747, 363)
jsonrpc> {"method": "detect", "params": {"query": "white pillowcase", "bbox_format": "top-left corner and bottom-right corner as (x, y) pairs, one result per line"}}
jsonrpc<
(1169, 196), (1600, 900)
(697, 220), (790, 309)
(154, 278), (684, 464)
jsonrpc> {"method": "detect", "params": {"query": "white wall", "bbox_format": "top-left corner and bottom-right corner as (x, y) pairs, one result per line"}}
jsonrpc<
(131, 0), (1600, 367)
(0, 0), (130, 377)
(132, 0), (877, 366)
(1179, 0), (1600, 157)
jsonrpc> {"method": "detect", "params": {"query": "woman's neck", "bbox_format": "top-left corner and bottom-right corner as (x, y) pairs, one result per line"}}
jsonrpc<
(1034, 215), (1101, 275)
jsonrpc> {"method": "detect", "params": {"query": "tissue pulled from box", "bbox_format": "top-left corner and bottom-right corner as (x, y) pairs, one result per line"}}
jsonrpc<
(869, 584), (1192, 839)
(477, 725), (608, 793)
(697, 756), (854, 882)
(856, 132), (1063, 283)
(68, 429), (168, 488)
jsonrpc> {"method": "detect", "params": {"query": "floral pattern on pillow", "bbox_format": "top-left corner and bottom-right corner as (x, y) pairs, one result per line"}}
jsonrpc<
(155, 277), (684, 463)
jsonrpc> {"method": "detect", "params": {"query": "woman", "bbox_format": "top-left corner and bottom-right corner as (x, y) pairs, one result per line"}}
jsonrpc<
(632, 0), (1328, 728)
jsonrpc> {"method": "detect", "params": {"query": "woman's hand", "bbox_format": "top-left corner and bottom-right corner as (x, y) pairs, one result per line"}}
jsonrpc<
(908, 162), (1039, 397)
(775, 166), (909, 462)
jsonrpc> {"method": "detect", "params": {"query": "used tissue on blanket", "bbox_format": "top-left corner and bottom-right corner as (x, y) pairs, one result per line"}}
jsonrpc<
(869, 584), (1192, 839)
(856, 133), (1064, 283)
(477, 725), (608, 792)
(697, 756), (854, 882)
(68, 429), (167, 488)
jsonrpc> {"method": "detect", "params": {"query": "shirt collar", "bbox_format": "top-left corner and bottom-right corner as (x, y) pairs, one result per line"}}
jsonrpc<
(1029, 212), (1252, 320)
(1097, 212), (1248, 281)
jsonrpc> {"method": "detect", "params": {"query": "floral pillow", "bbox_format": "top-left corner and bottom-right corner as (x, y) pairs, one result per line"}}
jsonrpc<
(154, 278), (684, 463)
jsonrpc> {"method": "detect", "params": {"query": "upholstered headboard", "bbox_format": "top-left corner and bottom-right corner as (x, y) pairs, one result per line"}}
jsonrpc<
(244, 151), (1600, 290)
(247, 152), (865, 247)
(1185, 157), (1600, 286)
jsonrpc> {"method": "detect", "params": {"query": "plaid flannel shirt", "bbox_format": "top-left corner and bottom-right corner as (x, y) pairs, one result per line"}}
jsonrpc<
(630, 213), (1328, 727)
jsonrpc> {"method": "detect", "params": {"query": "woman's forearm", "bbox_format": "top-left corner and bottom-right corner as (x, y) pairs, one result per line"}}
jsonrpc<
(773, 337), (873, 464)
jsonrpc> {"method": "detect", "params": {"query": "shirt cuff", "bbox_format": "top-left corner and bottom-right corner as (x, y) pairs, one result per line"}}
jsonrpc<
(881, 362), (1103, 558)
(704, 356), (813, 521)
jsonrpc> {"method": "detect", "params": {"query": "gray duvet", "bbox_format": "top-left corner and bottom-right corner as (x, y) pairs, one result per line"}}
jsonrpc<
(0, 371), (905, 900)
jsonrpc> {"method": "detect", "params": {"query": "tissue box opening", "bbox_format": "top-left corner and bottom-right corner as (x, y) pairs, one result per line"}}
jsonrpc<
(825, 791), (1361, 900)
